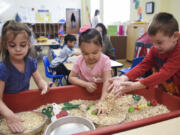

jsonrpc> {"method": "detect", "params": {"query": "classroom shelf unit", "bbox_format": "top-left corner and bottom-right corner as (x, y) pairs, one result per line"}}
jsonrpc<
(25, 23), (66, 39)
(110, 35), (127, 59)
(126, 23), (149, 61)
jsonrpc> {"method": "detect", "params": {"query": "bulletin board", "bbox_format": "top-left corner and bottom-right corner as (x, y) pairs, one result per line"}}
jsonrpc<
(36, 9), (51, 23)
(108, 25), (118, 36)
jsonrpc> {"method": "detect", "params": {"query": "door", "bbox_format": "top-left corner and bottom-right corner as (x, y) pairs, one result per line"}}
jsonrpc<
(66, 8), (81, 34)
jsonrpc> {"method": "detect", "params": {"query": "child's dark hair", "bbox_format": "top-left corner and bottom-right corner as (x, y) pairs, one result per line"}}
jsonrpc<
(148, 12), (179, 37)
(0, 20), (32, 63)
(94, 9), (100, 16)
(64, 34), (76, 44)
(79, 29), (103, 47)
(95, 23), (107, 40)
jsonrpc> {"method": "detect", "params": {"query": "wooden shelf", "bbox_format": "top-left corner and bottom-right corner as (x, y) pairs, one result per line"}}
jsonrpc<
(110, 36), (127, 59)
(25, 23), (66, 39)
(126, 23), (149, 61)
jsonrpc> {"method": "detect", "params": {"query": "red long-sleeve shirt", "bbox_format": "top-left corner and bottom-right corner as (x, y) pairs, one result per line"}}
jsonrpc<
(126, 39), (180, 92)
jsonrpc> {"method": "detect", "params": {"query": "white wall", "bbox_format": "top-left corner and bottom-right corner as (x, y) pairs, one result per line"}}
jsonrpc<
(130, 0), (160, 23)
(0, 0), (81, 23)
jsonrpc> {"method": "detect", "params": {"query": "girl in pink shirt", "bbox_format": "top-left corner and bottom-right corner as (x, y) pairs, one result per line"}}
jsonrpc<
(69, 29), (112, 113)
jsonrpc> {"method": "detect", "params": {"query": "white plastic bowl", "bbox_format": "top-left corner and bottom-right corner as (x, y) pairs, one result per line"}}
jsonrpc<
(44, 116), (95, 135)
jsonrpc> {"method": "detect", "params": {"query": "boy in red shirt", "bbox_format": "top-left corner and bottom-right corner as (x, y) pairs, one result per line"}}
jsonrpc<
(109, 12), (180, 96)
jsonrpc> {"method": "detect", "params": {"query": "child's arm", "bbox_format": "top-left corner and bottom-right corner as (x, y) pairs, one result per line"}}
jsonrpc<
(32, 71), (49, 95)
(94, 70), (111, 115)
(68, 71), (97, 93)
(0, 81), (24, 133)
(113, 81), (146, 97)
(100, 70), (112, 100)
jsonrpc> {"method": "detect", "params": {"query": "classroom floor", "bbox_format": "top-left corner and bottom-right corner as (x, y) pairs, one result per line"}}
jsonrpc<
(29, 48), (132, 89)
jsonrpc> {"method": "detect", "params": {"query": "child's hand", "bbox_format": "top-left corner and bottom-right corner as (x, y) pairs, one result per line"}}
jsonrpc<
(91, 105), (104, 115)
(85, 82), (97, 93)
(41, 82), (52, 95)
(113, 81), (135, 97)
(6, 114), (24, 133)
(113, 81), (146, 97)
(108, 75), (128, 92)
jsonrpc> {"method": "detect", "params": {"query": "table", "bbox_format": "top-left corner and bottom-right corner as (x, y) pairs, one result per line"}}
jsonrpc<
(31, 39), (59, 60)
(111, 60), (123, 76)
(114, 116), (180, 135)
(33, 39), (59, 46)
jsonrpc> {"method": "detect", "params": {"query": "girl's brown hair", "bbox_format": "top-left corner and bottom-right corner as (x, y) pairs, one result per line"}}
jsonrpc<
(79, 28), (103, 48)
(0, 20), (32, 63)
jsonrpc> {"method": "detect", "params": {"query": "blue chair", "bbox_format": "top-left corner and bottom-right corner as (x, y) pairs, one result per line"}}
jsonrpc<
(43, 56), (65, 86)
(119, 56), (145, 75)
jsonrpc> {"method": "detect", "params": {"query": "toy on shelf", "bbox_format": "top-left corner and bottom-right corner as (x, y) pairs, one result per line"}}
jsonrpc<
(37, 37), (48, 43)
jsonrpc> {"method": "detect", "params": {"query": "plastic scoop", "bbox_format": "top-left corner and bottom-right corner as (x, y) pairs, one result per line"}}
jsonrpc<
(51, 103), (68, 122)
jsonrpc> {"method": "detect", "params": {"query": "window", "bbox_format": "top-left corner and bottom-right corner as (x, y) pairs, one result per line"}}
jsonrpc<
(90, 0), (100, 20)
(104, 0), (130, 25)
